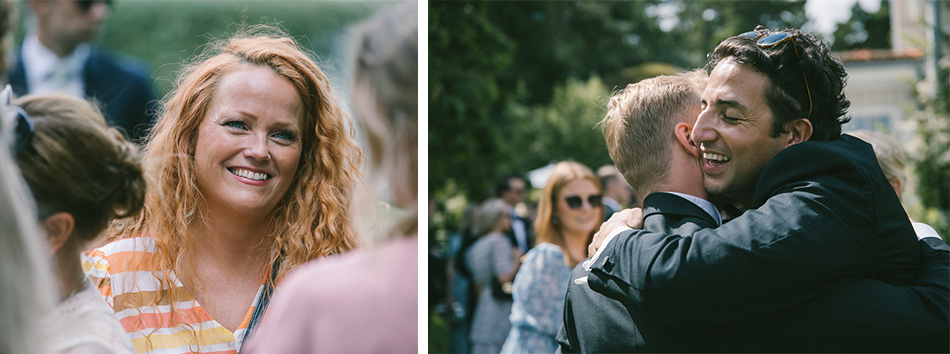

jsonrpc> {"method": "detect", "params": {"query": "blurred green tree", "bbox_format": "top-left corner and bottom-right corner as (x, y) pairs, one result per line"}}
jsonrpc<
(507, 75), (614, 182)
(429, 0), (810, 200)
(429, 1), (516, 200)
(910, 50), (950, 242)
(670, 0), (808, 68)
(832, 0), (891, 50)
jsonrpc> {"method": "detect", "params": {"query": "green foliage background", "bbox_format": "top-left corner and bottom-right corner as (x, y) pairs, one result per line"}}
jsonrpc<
(429, 0), (809, 204)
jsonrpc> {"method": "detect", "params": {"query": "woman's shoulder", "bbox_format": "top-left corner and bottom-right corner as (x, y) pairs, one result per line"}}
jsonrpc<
(529, 242), (563, 256)
(45, 285), (134, 353)
(86, 235), (157, 259)
(82, 235), (158, 286)
(469, 232), (505, 251)
(273, 237), (418, 311)
(524, 242), (565, 263)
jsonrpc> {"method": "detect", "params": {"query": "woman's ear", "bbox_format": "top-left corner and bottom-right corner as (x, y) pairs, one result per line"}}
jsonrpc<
(674, 122), (700, 159)
(889, 176), (903, 198)
(40, 212), (75, 255)
(785, 118), (813, 146)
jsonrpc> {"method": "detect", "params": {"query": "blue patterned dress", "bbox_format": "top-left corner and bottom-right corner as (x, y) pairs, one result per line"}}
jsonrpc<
(466, 232), (517, 354)
(500, 243), (571, 354)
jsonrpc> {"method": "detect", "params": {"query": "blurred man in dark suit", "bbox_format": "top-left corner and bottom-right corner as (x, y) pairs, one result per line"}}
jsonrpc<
(596, 164), (637, 221)
(10, 0), (155, 143)
(496, 174), (533, 254)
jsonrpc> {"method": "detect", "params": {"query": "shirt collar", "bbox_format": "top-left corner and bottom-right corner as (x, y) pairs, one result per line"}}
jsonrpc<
(663, 191), (722, 226)
(22, 32), (91, 86)
(602, 196), (622, 211)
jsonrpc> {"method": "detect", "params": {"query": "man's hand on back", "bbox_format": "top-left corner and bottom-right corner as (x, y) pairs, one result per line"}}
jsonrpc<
(589, 207), (644, 258)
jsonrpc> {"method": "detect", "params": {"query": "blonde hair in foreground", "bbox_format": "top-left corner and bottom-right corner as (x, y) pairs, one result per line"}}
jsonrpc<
(601, 70), (707, 198)
(102, 25), (363, 342)
(349, 0), (418, 245)
(0, 96), (55, 354)
(15, 94), (145, 242)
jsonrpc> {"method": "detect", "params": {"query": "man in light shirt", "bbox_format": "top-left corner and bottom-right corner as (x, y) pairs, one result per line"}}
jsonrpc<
(595, 165), (637, 221)
(9, 0), (155, 143)
(496, 174), (533, 254)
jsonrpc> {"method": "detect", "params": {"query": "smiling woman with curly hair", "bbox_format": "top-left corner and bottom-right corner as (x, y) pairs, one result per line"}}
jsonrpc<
(82, 25), (363, 354)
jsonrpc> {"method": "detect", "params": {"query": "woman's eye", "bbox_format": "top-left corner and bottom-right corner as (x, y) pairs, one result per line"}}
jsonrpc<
(223, 120), (247, 129)
(722, 115), (740, 123)
(273, 130), (296, 142)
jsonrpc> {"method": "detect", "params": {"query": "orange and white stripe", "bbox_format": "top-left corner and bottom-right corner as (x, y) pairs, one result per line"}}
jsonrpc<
(82, 235), (264, 354)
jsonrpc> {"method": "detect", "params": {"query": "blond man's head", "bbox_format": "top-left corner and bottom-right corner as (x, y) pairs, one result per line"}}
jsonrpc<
(601, 70), (707, 197)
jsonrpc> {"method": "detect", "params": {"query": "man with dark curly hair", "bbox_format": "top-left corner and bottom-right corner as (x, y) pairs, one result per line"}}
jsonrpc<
(585, 26), (949, 352)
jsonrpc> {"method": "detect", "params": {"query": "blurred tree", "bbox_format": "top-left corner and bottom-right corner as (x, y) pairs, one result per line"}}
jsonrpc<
(482, 0), (670, 104)
(910, 52), (949, 242)
(832, 0), (891, 50)
(429, 1), (516, 199)
(429, 0), (811, 200)
(508, 75), (614, 181)
(670, 0), (809, 68)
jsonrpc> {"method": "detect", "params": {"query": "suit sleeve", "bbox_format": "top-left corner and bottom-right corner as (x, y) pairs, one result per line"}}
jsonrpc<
(590, 190), (872, 327)
(770, 238), (949, 353)
(590, 142), (924, 327)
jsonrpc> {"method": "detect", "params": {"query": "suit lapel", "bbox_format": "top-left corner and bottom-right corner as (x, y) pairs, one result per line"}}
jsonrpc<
(82, 50), (103, 99)
(642, 192), (717, 228)
(8, 49), (28, 96)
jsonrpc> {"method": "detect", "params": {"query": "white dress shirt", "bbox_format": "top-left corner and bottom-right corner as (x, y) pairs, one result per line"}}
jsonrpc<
(22, 33), (90, 98)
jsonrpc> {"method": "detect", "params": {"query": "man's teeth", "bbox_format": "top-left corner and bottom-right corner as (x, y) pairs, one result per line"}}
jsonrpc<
(230, 168), (269, 181)
(703, 152), (730, 162)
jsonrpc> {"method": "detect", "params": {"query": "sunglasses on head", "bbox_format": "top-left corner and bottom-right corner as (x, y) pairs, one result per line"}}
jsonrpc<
(76, 0), (113, 12)
(564, 194), (602, 209)
(738, 30), (813, 119)
(12, 106), (33, 155)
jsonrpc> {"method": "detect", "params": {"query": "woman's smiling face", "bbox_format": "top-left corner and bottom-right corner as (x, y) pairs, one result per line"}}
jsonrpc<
(193, 65), (305, 218)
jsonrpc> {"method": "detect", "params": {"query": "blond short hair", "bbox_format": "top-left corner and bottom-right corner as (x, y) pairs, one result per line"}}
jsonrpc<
(848, 130), (907, 197)
(600, 70), (707, 197)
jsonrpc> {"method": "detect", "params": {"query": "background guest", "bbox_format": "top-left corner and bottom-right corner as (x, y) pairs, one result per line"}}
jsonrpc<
(496, 173), (534, 254)
(446, 204), (479, 354)
(15, 94), (139, 353)
(596, 164), (631, 220)
(502, 161), (603, 353)
(0, 86), (55, 354)
(467, 198), (521, 354)
(849, 129), (943, 240)
(9, 0), (156, 143)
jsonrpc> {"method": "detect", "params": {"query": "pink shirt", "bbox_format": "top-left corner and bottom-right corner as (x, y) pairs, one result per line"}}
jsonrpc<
(243, 236), (418, 353)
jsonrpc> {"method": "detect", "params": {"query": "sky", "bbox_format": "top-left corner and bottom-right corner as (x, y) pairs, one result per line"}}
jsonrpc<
(806, 0), (882, 38)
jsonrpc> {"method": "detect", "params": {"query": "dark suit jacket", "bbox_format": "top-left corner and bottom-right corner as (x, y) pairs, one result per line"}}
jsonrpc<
(558, 192), (756, 353)
(506, 212), (534, 254)
(9, 47), (157, 143)
(588, 135), (949, 352)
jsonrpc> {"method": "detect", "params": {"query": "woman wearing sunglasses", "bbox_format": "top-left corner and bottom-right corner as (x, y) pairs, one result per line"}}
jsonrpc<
(501, 161), (603, 354)
(12, 93), (140, 353)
